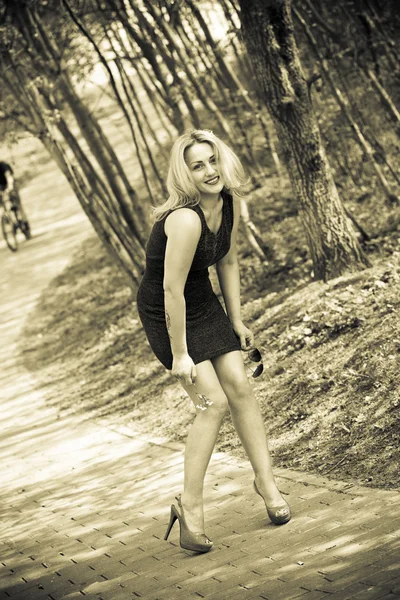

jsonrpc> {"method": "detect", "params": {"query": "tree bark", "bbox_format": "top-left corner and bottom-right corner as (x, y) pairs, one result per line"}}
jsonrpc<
(4, 61), (145, 287)
(240, 199), (269, 262)
(127, 0), (203, 129)
(139, 0), (235, 142)
(295, 6), (400, 205)
(2, 3), (149, 285)
(61, 0), (160, 213)
(239, 0), (370, 281)
(109, 0), (186, 132)
(134, 59), (177, 138)
(364, 67), (400, 135)
(20, 4), (150, 242)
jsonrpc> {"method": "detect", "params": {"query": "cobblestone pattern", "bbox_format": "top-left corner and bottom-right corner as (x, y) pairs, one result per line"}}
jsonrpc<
(1, 393), (399, 600)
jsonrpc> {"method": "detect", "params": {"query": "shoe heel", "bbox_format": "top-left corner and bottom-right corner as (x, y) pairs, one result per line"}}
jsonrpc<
(253, 480), (291, 525)
(175, 495), (213, 553)
(164, 505), (178, 541)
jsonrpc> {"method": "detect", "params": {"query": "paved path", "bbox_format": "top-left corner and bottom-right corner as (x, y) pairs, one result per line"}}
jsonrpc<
(1, 173), (400, 600)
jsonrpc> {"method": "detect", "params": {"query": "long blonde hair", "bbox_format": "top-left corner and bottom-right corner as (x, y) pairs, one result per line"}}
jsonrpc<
(153, 129), (248, 221)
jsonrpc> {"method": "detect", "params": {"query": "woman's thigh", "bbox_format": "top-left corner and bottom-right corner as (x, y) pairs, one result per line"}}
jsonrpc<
(211, 351), (252, 403)
(180, 359), (229, 414)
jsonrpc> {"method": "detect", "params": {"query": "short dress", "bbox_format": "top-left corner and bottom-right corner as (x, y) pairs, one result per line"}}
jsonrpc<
(136, 189), (241, 369)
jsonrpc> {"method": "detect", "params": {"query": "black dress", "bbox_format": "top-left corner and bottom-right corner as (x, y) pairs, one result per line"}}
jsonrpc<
(136, 189), (241, 369)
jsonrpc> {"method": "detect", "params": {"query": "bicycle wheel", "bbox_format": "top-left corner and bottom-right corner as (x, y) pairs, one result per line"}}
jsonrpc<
(14, 204), (31, 240)
(20, 219), (31, 240)
(1, 212), (18, 252)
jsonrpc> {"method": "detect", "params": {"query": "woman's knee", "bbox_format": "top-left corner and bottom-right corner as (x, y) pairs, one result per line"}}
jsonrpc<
(196, 391), (228, 417)
(224, 377), (252, 408)
(212, 352), (253, 408)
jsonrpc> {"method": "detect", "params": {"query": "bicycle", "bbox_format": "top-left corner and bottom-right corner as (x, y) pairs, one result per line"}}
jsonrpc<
(0, 188), (31, 252)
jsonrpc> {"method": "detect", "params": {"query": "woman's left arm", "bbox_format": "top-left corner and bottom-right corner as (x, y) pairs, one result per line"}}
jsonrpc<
(216, 197), (254, 350)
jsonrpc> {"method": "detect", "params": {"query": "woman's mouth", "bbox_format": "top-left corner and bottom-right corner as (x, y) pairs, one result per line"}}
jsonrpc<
(205, 176), (219, 185)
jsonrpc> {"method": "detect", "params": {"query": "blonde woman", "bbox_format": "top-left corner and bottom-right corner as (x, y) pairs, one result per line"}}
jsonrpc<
(136, 130), (290, 553)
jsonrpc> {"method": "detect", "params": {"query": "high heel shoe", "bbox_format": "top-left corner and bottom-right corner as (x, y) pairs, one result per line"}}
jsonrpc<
(253, 481), (291, 525)
(164, 495), (213, 553)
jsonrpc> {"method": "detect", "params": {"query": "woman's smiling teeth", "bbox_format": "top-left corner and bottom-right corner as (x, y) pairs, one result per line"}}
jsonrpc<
(205, 176), (219, 185)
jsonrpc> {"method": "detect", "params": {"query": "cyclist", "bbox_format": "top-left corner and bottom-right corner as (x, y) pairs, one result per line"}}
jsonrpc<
(0, 161), (21, 209)
(0, 161), (31, 245)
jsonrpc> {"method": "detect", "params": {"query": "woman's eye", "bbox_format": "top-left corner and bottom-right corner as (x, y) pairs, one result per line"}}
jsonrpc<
(210, 157), (216, 164)
(193, 164), (202, 170)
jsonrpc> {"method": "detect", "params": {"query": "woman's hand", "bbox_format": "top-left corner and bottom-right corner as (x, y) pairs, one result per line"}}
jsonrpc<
(232, 320), (254, 351)
(172, 353), (197, 387)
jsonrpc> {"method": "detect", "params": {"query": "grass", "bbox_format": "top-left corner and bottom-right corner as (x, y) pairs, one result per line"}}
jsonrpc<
(20, 173), (400, 490)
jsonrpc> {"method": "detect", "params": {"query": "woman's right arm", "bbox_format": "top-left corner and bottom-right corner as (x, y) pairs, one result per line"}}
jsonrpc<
(164, 208), (202, 385)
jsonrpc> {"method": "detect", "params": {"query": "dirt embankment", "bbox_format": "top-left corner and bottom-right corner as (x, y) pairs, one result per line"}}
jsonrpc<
(20, 220), (400, 490)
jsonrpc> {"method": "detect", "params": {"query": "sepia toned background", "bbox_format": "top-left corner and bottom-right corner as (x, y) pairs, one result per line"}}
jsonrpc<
(1, 1), (399, 598)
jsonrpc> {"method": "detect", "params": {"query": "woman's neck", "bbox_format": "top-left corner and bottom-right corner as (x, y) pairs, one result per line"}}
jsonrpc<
(199, 192), (221, 211)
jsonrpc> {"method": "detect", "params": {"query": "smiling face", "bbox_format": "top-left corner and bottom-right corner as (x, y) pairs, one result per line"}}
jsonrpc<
(185, 142), (224, 199)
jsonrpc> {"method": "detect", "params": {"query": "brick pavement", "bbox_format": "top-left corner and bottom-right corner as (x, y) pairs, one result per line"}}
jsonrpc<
(1, 365), (400, 600)
(1, 181), (399, 600)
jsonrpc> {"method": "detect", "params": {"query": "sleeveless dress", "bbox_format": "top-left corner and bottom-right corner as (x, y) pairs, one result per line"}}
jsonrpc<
(136, 189), (241, 369)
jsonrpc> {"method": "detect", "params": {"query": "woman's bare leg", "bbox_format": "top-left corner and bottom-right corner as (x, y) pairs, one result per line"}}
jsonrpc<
(213, 351), (285, 506)
(178, 360), (229, 533)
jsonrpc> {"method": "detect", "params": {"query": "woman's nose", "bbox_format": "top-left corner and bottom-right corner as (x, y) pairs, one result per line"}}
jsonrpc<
(205, 162), (216, 175)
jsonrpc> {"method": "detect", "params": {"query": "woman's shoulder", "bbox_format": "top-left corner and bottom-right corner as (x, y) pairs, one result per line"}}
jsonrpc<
(164, 206), (202, 236)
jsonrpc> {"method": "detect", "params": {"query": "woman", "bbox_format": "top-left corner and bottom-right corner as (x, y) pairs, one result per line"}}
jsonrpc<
(136, 129), (290, 553)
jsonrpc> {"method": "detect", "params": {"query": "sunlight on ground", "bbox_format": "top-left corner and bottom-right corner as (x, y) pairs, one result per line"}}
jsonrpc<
(1, 20), (399, 597)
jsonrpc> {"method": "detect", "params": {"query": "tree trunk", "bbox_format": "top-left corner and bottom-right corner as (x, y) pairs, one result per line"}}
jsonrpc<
(110, 0), (186, 132)
(118, 27), (177, 137)
(111, 25), (170, 152)
(239, 0), (370, 281)
(359, 10), (399, 74)
(134, 59), (177, 139)
(188, 0), (281, 166)
(21, 5), (150, 242)
(295, 6), (400, 205)
(240, 199), (269, 262)
(58, 73), (150, 241)
(140, 0), (235, 142)
(3, 4), (149, 286)
(4, 63), (145, 287)
(218, 0), (251, 73)
(365, 67), (400, 135)
(117, 57), (168, 197)
(127, 0), (203, 129)
(61, 0), (160, 213)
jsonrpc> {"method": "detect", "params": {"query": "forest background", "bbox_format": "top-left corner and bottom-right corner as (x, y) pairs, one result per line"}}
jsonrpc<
(0, 0), (399, 489)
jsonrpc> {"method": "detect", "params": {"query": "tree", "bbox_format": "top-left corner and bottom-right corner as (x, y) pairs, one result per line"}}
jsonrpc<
(0, 0), (277, 279)
(0, 0), (150, 286)
(292, 1), (400, 206)
(238, 0), (371, 281)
